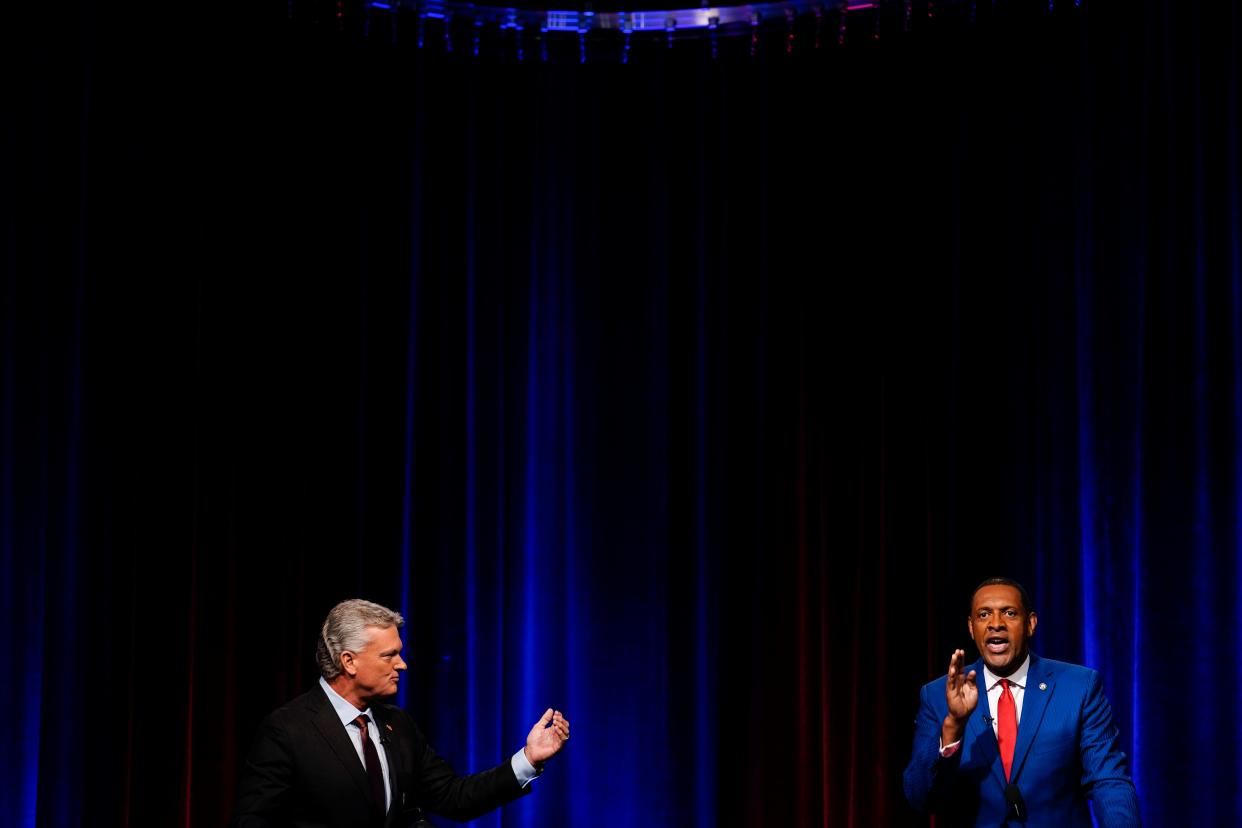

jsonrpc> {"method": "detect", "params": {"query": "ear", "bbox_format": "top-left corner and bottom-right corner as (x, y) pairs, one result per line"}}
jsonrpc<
(1026, 612), (1038, 637)
(340, 651), (357, 677)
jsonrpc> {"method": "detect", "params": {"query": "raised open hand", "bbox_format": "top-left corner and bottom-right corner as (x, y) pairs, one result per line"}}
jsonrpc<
(523, 709), (570, 766)
(945, 648), (978, 718)
(941, 648), (978, 745)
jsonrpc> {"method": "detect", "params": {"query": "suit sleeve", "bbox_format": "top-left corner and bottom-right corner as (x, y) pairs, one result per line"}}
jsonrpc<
(230, 715), (296, 828)
(409, 725), (532, 821)
(1078, 670), (1141, 827)
(903, 682), (960, 814)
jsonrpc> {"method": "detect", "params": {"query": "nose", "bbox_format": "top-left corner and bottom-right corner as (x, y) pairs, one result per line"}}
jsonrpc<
(395, 655), (407, 671)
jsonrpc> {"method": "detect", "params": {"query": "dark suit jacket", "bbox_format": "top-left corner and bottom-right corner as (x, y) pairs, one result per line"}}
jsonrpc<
(903, 654), (1140, 827)
(232, 686), (531, 827)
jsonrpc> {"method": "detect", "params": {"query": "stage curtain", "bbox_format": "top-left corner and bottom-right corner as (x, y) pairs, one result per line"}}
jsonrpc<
(2, 1), (1239, 825)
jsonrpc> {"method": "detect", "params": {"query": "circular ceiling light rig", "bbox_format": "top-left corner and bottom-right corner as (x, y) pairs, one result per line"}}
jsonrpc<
(303, 0), (1072, 61)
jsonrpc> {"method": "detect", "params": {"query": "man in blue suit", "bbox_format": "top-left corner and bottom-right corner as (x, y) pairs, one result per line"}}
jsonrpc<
(903, 578), (1140, 827)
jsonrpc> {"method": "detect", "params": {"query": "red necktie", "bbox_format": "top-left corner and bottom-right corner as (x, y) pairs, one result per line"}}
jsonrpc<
(997, 678), (1017, 781)
(354, 715), (387, 816)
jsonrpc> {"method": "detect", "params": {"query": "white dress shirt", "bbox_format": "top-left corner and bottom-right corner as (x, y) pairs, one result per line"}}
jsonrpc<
(320, 677), (395, 812)
(981, 654), (1029, 737)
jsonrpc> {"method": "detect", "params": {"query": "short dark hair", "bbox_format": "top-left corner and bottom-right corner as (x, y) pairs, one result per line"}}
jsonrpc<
(969, 577), (1034, 615)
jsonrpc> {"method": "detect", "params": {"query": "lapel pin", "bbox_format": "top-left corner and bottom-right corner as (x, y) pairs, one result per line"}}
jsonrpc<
(1039, 682), (1047, 691)
(386, 723), (394, 732)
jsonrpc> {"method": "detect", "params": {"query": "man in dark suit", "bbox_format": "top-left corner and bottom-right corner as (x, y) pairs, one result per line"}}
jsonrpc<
(233, 599), (570, 827)
(903, 578), (1140, 827)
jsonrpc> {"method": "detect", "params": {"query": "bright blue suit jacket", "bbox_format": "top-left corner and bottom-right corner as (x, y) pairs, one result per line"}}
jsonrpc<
(903, 653), (1140, 827)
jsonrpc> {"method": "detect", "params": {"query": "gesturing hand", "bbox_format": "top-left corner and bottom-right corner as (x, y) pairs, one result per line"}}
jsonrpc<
(946, 648), (979, 718)
(942, 649), (978, 745)
(523, 709), (570, 767)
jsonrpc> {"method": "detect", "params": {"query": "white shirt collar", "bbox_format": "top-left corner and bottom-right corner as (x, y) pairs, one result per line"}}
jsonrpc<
(319, 675), (372, 727)
(982, 653), (1030, 692)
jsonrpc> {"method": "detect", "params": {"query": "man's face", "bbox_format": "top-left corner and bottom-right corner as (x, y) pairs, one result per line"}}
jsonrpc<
(967, 584), (1037, 677)
(346, 625), (407, 702)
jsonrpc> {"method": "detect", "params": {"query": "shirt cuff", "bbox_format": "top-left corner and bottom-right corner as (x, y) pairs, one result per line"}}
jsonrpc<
(511, 748), (542, 787)
(939, 739), (962, 758)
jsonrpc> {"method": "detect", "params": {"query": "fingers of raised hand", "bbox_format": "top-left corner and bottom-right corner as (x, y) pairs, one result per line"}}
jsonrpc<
(947, 649), (965, 679)
(947, 649), (964, 687)
(531, 710), (569, 747)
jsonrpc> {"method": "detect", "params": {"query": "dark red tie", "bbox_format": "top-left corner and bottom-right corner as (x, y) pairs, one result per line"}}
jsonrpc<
(354, 715), (387, 816)
(997, 679), (1017, 781)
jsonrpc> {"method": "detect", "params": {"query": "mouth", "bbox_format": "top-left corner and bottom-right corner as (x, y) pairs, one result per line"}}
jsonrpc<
(985, 637), (1010, 654)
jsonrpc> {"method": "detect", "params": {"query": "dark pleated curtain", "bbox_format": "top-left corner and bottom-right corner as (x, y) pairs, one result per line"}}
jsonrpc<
(3, 0), (1240, 825)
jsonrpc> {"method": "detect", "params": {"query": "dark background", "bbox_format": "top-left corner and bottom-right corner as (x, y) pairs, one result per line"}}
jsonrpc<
(3, 0), (1240, 825)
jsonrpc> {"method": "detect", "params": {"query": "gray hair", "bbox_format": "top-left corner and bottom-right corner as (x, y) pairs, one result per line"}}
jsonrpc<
(316, 599), (405, 680)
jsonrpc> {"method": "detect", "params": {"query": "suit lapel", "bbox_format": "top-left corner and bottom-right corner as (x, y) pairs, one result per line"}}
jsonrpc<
(373, 707), (401, 827)
(969, 661), (1008, 793)
(1010, 653), (1052, 785)
(308, 687), (375, 805)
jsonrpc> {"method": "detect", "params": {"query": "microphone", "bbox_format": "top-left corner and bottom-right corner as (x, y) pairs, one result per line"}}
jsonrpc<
(982, 715), (994, 725)
(1004, 783), (1026, 821)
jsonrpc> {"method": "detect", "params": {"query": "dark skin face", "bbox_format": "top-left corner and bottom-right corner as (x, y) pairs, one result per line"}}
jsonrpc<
(967, 584), (1037, 678)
